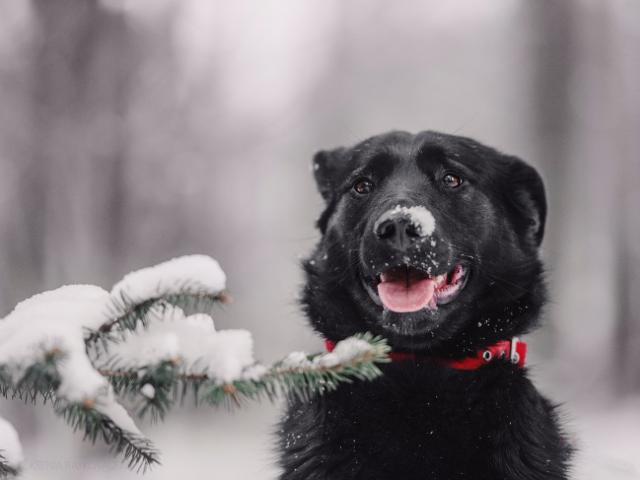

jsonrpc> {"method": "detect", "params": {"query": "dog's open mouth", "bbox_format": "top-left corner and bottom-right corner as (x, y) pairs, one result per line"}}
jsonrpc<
(363, 264), (468, 313)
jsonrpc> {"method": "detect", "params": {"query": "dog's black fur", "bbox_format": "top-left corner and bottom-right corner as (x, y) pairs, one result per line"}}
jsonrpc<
(278, 131), (572, 479)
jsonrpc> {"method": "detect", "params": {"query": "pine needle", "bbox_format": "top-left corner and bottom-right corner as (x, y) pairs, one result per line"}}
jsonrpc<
(0, 455), (20, 478)
(57, 403), (160, 472)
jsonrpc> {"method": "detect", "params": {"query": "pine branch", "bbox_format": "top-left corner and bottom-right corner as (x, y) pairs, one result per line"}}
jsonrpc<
(0, 356), (60, 405)
(102, 360), (187, 422)
(11, 355), (61, 404)
(0, 454), (19, 478)
(1, 355), (158, 471)
(0, 255), (391, 475)
(201, 333), (391, 406)
(0, 417), (22, 479)
(85, 288), (231, 348)
(0, 368), (10, 398)
(97, 333), (391, 413)
(57, 403), (159, 472)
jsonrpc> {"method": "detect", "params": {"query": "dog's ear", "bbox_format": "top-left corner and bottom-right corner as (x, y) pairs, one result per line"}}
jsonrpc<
(505, 157), (547, 248)
(312, 147), (349, 202)
(312, 147), (350, 233)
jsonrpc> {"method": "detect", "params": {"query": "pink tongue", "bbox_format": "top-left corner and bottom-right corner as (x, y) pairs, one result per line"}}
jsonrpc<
(377, 277), (436, 313)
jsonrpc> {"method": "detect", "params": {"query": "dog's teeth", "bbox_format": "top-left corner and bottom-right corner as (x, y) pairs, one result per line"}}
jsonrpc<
(380, 272), (389, 282)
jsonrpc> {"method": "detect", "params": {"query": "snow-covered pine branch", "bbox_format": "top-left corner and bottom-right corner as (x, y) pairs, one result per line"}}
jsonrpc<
(0, 284), (168, 472)
(0, 417), (22, 478)
(0, 255), (390, 474)
(100, 330), (389, 413)
(85, 255), (230, 348)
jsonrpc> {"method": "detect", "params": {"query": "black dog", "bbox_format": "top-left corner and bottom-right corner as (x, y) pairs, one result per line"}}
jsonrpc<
(278, 131), (572, 479)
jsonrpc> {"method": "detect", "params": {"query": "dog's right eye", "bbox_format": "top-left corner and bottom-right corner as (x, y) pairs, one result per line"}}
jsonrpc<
(352, 178), (374, 195)
(442, 173), (463, 188)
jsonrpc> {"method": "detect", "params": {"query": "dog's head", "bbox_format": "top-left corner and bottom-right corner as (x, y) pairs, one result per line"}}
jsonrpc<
(302, 131), (547, 354)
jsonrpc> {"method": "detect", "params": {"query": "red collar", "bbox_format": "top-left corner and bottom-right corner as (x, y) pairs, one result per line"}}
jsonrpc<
(324, 337), (527, 371)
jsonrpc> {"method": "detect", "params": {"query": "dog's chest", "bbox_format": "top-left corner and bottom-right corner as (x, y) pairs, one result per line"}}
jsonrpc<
(279, 363), (522, 479)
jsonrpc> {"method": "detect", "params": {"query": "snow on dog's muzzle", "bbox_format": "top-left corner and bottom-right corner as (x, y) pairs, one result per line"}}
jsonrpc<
(373, 205), (436, 242)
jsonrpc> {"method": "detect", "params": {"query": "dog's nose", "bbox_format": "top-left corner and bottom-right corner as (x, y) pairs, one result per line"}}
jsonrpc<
(375, 216), (421, 249)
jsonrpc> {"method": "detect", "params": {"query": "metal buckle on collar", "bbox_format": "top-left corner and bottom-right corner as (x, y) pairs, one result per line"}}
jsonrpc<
(510, 337), (521, 365)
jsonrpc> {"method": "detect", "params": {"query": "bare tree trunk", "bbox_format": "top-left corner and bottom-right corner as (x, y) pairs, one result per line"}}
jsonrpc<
(613, 2), (640, 393)
(529, 1), (640, 392)
(28, 0), (135, 287)
(526, 0), (575, 360)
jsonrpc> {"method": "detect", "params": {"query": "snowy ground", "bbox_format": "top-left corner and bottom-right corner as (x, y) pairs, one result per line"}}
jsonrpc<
(569, 396), (640, 479)
(2, 401), (281, 480)
(2, 393), (638, 480)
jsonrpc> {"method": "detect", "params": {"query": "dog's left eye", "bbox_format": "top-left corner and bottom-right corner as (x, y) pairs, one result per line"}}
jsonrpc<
(352, 178), (374, 195)
(442, 173), (463, 188)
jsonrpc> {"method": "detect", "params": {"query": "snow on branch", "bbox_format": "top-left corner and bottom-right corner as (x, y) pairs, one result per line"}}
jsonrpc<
(0, 285), (113, 402)
(86, 255), (229, 347)
(0, 255), (390, 472)
(0, 417), (23, 478)
(0, 285), (159, 471)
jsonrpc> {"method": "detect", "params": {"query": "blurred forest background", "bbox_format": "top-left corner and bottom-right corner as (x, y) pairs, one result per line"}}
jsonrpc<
(0, 0), (639, 479)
